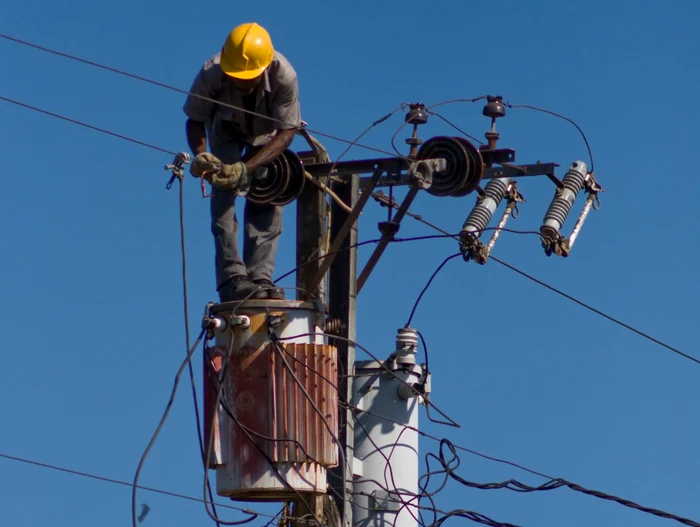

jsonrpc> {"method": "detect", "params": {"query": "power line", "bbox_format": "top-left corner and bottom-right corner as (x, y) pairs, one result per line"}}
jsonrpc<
(0, 33), (406, 160)
(374, 194), (700, 367)
(489, 256), (700, 366)
(0, 451), (273, 517)
(0, 94), (176, 155)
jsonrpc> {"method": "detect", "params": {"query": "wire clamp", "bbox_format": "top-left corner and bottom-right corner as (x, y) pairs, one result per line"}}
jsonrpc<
(164, 152), (191, 190)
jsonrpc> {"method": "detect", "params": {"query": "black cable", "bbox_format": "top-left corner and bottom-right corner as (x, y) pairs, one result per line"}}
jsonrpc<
(426, 97), (488, 110)
(378, 195), (700, 367)
(348, 408), (425, 527)
(130, 330), (249, 527)
(436, 438), (700, 527)
(0, 33), (407, 160)
(273, 234), (460, 283)
(0, 94), (176, 155)
(504, 101), (595, 172)
(0, 452), (276, 517)
(489, 256), (700, 366)
(173, 176), (222, 527)
(433, 509), (523, 527)
(328, 104), (409, 176)
(201, 310), (277, 526)
(277, 332), (460, 429)
(405, 253), (462, 328)
(425, 110), (484, 145)
(202, 317), (317, 521)
(267, 332), (350, 518)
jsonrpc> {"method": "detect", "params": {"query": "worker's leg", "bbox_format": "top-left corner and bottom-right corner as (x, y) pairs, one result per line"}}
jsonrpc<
(210, 140), (264, 300)
(243, 200), (285, 298)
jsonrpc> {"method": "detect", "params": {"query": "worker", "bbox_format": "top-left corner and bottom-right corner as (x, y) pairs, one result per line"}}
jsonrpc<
(183, 22), (301, 302)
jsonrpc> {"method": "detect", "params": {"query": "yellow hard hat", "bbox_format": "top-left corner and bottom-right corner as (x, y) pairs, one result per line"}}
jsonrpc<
(220, 23), (274, 80)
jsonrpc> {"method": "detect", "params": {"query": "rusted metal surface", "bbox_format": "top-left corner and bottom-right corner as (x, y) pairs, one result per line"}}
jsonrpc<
(203, 307), (339, 500)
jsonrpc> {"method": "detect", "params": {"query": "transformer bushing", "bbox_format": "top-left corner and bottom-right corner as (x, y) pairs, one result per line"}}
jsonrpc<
(540, 160), (588, 240)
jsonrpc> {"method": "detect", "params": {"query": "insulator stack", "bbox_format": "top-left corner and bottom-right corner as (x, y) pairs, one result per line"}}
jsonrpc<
(203, 299), (338, 501)
(540, 161), (588, 239)
(461, 177), (511, 241)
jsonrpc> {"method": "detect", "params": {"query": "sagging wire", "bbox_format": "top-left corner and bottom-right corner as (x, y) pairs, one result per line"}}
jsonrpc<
(267, 329), (350, 521)
(405, 253), (461, 329)
(273, 234), (461, 284)
(276, 332), (460, 429)
(503, 101), (595, 172)
(203, 311), (324, 524)
(172, 170), (222, 527)
(348, 409), (426, 527)
(424, 110), (484, 145)
(376, 195), (700, 367)
(434, 438), (700, 527)
(390, 96), (488, 156)
(129, 329), (253, 527)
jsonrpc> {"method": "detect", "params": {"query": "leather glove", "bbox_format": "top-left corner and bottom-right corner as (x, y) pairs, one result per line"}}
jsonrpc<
(190, 152), (222, 178)
(212, 161), (249, 191)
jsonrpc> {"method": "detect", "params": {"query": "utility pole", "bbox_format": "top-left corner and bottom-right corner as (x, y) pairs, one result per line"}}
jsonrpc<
(198, 98), (599, 527)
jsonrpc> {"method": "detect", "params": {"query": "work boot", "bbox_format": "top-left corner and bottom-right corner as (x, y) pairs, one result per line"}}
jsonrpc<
(218, 275), (266, 302)
(253, 278), (285, 299)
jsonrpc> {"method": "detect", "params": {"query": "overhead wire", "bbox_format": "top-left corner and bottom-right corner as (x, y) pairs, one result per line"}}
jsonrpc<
(504, 101), (595, 172)
(377, 191), (700, 366)
(434, 438), (700, 527)
(0, 452), (276, 517)
(0, 32), (408, 160)
(0, 94), (176, 155)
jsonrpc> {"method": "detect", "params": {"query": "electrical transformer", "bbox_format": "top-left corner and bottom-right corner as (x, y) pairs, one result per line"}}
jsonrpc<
(203, 299), (339, 501)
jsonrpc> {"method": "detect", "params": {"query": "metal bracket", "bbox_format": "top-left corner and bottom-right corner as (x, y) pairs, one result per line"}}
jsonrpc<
(164, 152), (190, 190)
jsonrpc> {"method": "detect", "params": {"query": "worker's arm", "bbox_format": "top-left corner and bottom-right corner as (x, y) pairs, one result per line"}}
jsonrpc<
(244, 69), (301, 173)
(186, 118), (208, 156)
(243, 129), (295, 172)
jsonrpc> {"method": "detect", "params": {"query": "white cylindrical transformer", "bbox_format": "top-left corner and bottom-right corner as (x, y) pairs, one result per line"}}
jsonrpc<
(352, 359), (421, 527)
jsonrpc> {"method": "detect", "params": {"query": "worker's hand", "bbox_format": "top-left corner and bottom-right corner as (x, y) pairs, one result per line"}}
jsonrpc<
(211, 161), (248, 191)
(190, 152), (222, 178)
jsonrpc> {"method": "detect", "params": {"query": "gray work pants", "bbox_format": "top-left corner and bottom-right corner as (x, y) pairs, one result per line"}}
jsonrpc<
(210, 139), (283, 290)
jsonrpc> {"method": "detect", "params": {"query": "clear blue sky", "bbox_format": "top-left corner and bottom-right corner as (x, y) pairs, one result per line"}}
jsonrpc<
(2, 1), (699, 526)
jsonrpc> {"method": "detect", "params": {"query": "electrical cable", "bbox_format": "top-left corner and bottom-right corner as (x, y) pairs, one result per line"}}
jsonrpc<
(0, 94), (176, 155)
(267, 332), (350, 520)
(276, 332), (460, 429)
(273, 234), (460, 283)
(426, 97), (489, 110)
(425, 110), (484, 145)
(347, 408), (425, 527)
(129, 329), (255, 527)
(0, 33), (408, 160)
(435, 438), (700, 527)
(172, 175), (222, 527)
(504, 101), (595, 172)
(488, 256), (700, 366)
(0, 452), (277, 517)
(202, 315), (319, 522)
(405, 253), (462, 328)
(377, 195), (700, 367)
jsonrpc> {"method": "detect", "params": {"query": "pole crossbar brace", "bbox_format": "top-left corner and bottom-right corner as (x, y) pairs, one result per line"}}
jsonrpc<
(307, 169), (383, 294)
(356, 185), (421, 292)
